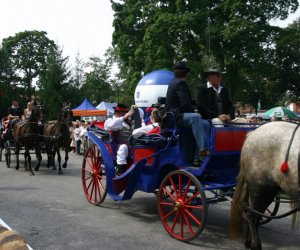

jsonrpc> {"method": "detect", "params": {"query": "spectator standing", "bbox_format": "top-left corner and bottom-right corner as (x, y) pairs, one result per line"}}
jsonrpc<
(74, 123), (82, 155)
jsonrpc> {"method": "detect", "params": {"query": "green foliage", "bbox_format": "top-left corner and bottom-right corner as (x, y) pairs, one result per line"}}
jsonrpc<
(39, 47), (71, 120)
(81, 56), (113, 104)
(273, 18), (300, 102)
(111, 0), (299, 107)
(2, 30), (56, 98)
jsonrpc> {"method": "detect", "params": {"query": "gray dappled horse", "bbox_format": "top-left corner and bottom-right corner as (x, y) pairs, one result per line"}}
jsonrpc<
(13, 104), (45, 175)
(41, 105), (73, 175)
(231, 121), (300, 250)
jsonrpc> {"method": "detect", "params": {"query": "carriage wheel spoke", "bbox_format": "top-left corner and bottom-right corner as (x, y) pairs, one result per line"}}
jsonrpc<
(94, 179), (98, 202)
(183, 210), (194, 236)
(86, 178), (93, 191)
(180, 213), (184, 238)
(162, 208), (176, 220)
(169, 176), (179, 198)
(90, 180), (95, 201)
(170, 211), (180, 232)
(182, 179), (191, 200)
(184, 191), (201, 204)
(265, 208), (272, 214)
(184, 208), (202, 226)
(84, 175), (93, 182)
(98, 177), (106, 192)
(185, 205), (203, 210)
(86, 158), (93, 170)
(162, 187), (177, 202)
(178, 174), (182, 194)
(159, 201), (173, 206)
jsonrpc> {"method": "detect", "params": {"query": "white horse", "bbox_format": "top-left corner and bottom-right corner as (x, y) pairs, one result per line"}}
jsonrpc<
(231, 121), (300, 250)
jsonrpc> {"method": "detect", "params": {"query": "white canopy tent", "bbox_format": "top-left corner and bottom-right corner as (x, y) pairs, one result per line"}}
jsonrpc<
(96, 101), (117, 117)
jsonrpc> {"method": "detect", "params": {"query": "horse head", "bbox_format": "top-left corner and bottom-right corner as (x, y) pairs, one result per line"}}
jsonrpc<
(29, 104), (45, 124)
(59, 105), (73, 126)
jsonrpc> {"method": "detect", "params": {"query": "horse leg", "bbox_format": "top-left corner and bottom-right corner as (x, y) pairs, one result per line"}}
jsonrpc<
(26, 148), (35, 176)
(63, 145), (68, 168)
(46, 145), (51, 168)
(243, 215), (251, 249)
(34, 144), (42, 171)
(57, 149), (63, 175)
(15, 146), (20, 170)
(24, 151), (28, 171)
(246, 185), (279, 250)
(52, 148), (57, 170)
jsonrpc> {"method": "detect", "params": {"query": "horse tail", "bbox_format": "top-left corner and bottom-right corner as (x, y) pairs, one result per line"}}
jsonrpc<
(230, 171), (248, 238)
(291, 201), (300, 230)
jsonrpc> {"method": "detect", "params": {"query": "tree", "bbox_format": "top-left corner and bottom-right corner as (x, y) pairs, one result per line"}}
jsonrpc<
(273, 18), (300, 102)
(111, 0), (299, 103)
(2, 30), (56, 98)
(81, 57), (113, 104)
(39, 47), (71, 120)
(72, 52), (85, 89)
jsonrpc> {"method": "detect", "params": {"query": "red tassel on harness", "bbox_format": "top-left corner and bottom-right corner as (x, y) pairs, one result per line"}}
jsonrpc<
(280, 161), (289, 173)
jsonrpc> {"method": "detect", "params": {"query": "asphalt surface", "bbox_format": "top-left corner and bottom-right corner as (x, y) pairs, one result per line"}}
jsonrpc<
(0, 152), (300, 250)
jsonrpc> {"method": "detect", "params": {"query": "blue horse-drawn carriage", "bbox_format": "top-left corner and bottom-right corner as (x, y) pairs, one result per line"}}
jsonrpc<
(81, 114), (256, 241)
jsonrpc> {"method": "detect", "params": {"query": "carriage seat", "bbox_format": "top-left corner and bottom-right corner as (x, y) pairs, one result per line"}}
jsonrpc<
(129, 134), (167, 165)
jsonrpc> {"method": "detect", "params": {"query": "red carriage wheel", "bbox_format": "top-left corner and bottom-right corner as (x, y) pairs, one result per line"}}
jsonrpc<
(157, 170), (207, 241)
(82, 144), (107, 205)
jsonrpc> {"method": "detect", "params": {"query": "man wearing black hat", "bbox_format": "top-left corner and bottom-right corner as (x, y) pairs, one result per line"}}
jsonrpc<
(165, 61), (210, 166)
(197, 66), (235, 125)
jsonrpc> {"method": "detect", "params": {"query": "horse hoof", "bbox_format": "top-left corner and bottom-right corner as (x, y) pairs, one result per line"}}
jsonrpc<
(58, 171), (63, 175)
(245, 241), (251, 249)
(30, 171), (35, 176)
(34, 167), (39, 171)
(63, 163), (67, 168)
(15, 166), (19, 170)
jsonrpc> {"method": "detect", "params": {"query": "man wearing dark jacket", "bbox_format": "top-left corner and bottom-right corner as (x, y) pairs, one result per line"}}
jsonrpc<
(197, 67), (235, 125)
(165, 61), (209, 165)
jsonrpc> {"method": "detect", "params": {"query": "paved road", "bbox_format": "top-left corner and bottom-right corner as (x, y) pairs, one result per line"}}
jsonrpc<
(0, 153), (299, 250)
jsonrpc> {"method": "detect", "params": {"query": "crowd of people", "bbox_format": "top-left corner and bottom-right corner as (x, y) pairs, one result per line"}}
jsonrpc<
(69, 120), (89, 155)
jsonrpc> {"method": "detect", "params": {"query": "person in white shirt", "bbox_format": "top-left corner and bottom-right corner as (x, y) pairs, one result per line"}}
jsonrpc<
(74, 123), (82, 155)
(132, 109), (161, 136)
(104, 104), (134, 175)
(197, 67), (235, 127)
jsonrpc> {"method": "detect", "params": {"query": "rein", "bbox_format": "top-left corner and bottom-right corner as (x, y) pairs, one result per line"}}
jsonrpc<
(244, 203), (299, 220)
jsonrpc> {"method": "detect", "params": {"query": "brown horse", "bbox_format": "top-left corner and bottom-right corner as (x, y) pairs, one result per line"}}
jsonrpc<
(41, 105), (73, 175)
(231, 121), (300, 250)
(13, 104), (45, 175)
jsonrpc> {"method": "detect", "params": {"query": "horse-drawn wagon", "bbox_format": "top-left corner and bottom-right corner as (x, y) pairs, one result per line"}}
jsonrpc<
(82, 112), (279, 242)
(0, 104), (73, 175)
(0, 104), (44, 175)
